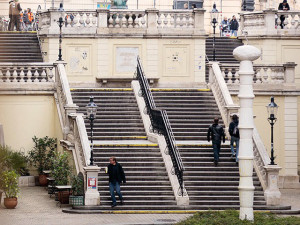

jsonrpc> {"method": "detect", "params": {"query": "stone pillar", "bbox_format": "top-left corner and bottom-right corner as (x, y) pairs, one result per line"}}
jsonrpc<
(233, 45), (261, 221)
(283, 62), (297, 84)
(263, 9), (277, 36)
(193, 9), (206, 35)
(84, 166), (101, 206)
(264, 165), (282, 205)
(97, 9), (109, 34)
(146, 9), (158, 35)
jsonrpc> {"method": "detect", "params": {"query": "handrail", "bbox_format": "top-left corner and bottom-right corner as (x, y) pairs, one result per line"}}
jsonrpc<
(135, 56), (185, 196)
(209, 62), (269, 190)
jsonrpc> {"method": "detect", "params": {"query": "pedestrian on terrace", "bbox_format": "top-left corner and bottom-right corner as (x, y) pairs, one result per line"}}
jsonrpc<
(229, 114), (240, 164)
(230, 15), (239, 37)
(9, 0), (22, 31)
(278, 0), (290, 29)
(107, 156), (126, 207)
(207, 118), (225, 166)
(8, 0), (13, 31)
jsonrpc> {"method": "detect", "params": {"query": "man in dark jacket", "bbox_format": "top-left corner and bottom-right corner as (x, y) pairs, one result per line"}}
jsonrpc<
(107, 156), (126, 207)
(207, 118), (225, 166)
(230, 15), (239, 37)
(278, 0), (290, 29)
(229, 114), (240, 164)
(9, 0), (22, 31)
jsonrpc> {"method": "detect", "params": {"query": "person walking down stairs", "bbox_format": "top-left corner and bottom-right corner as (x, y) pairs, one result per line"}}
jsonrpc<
(107, 156), (126, 208)
(9, 0), (22, 31)
(229, 114), (240, 165)
(207, 118), (226, 167)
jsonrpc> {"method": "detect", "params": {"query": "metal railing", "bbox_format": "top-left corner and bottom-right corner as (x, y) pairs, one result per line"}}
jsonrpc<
(135, 56), (185, 196)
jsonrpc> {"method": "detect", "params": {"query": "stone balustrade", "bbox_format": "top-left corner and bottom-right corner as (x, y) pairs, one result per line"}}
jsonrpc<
(0, 63), (54, 83)
(219, 62), (296, 85)
(240, 10), (300, 36)
(37, 8), (205, 36)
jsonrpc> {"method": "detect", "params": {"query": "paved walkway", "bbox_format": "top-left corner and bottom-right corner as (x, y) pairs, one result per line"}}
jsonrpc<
(1, 187), (300, 225)
(0, 187), (191, 225)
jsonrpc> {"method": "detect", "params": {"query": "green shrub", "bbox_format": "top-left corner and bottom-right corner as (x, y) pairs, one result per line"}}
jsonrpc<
(28, 136), (57, 174)
(51, 151), (71, 185)
(1, 170), (20, 198)
(177, 210), (300, 225)
(71, 174), (84, 196)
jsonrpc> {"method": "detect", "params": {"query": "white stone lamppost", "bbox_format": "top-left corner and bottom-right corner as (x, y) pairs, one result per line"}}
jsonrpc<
(233, 45), (261, 221)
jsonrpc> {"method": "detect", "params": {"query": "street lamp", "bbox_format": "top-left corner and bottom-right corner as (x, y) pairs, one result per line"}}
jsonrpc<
(210, 3), (219, 61)
(86, 96), (98, 166)
(57, 3), (64, 61)
(266, 96), (279, 165)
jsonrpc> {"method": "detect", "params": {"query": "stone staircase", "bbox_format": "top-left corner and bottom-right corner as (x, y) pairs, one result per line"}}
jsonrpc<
(71, 88), (147, 141)
(152, 89), (223, 141)
(0, 32), (43, 63)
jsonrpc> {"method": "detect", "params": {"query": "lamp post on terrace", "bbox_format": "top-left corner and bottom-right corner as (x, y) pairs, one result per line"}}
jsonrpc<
(86, 97), (98, 166)
(266, 96), (279, 165)
(210, 3), (219, 61)
(57, 3), (64, 61)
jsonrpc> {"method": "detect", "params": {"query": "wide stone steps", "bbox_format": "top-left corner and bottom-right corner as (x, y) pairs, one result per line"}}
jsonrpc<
(0, 32), (43, 63)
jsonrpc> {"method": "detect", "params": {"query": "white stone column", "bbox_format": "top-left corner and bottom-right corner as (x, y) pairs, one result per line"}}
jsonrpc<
(233, 45), (261, 221)
(84, 166), (101, 206)
(264, 165), (282, 205)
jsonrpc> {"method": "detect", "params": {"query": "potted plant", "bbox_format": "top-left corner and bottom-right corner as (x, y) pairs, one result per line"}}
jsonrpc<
(51, 151), (71, 204)
(28, 136), (57, 186)
(69, 173), (84, 206)
(1, 170), (20, 209)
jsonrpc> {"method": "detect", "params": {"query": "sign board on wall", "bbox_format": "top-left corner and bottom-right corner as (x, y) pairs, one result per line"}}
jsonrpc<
(115, 47), (139, 74)
(88, 177), (97, 189)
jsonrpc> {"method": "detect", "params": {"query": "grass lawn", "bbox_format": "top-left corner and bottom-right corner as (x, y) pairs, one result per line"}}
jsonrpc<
(177, 210), (300, 225)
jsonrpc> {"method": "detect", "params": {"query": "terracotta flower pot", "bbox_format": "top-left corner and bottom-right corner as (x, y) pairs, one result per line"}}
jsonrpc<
(39, 174), (48, 186)
(4, 197), (18, 209)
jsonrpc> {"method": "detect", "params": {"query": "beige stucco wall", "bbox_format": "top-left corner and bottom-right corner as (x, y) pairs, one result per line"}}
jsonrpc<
(41, 37), (206, 86)
(246, 39), (300, 85)
(0, 95), (63, 154)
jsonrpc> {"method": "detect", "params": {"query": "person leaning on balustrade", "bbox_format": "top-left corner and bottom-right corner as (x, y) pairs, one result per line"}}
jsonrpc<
(278, 0), (290, 29)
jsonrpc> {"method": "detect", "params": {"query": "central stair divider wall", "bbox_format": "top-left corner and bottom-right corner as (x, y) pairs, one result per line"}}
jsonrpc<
(133, 57), (189, 205)
(55, 61), (91, 176)
(208, 61), (271, 191)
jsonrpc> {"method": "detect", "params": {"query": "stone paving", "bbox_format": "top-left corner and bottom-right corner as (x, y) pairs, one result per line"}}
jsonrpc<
(0, 187), (191, 225)
(0, 186), (300, 225)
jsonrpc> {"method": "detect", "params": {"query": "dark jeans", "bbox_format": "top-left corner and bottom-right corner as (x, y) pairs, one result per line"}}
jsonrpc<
(10, 15), (20, 31)
(109, 182), (123, 205)
(212, 141), (221, 161)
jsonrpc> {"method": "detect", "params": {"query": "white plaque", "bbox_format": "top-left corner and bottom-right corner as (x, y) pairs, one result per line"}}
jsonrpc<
(116, 47), (139, 74)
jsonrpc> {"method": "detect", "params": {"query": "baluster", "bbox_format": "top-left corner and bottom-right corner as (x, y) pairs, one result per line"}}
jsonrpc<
(6, 68), (11, 82)
(128, 14), (134, 28)
(227, 68), (233, 84)
(92, 13), (97, 27)
(34, 68), (39, 82)
(279, 68), (285, 83)
(73, 13), (79, 27)
(141, 14), (146, 28)
(221, 67), (226, 81)
(79, 13), (84, 27)
(0, 69), (3, 82)
(188, 14), (194, 28)
(108, 13), (114, 28)
(132, 14), (137, 28)
(234, 71), (239, 84)
(115, 13), (120, 28)
(255, 68), (262, 84)
(179, 14), (184, 27)
(19, 67), (25, 83)
(41, 68), (47, 82)
(157, 13), (162, 28)
(27, 67), (32, 83)
(86, 13), (91, 27)
(12, 67), (17, 82)
(261, 68), (268, 83)
(170, 14), (175, 28)
(163, 13), (169, 28)
(284, 14), (289, 29)
(121, 13), (127, 28)
(48, 67), (54, 81)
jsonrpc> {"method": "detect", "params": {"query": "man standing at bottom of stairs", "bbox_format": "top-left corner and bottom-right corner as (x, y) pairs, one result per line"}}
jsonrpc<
(107, 156), (126, 207)
(207, 118), (226, 166)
